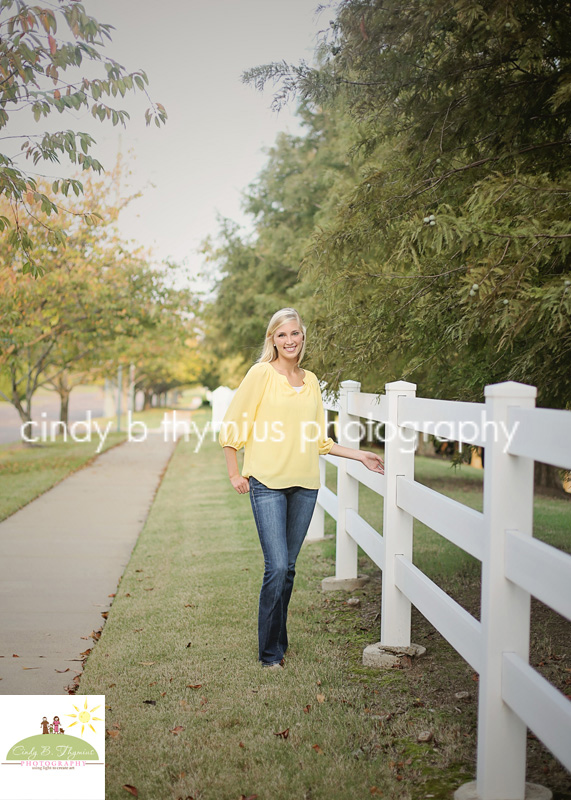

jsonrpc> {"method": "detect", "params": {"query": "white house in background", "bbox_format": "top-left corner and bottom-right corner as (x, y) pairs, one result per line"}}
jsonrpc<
(210, 386), (236, 433)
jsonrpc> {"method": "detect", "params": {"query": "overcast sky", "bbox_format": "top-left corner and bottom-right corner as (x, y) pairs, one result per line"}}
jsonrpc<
(10, 0), (330, 285)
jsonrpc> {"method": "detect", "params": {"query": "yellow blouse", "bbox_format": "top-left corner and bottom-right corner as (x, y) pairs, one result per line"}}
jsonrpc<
(218, 361), (335, 489)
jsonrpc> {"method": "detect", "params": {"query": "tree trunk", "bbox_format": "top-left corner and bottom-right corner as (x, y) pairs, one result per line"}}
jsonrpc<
(12, 395), (32, 425)
(534, 462), (565, 494)
(143, 389), (153, 410)
(59, 389), (70, 426)
(11, 393), (35, 445)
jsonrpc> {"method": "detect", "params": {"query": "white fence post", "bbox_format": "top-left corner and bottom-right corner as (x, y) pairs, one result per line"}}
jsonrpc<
(381, 380), (417, 646)
(320, 380), (366, 588)
(333, 379), (361, 581)
(474, 381), (536, 800)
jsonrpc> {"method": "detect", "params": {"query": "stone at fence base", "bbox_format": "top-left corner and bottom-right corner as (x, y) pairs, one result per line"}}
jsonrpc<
(454, 781), (552, 800)
(362, 642), (426, 669)
(321, 575), (369, 592)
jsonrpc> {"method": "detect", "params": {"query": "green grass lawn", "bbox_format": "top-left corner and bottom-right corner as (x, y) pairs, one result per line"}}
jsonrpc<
(75, 410), (570, 800)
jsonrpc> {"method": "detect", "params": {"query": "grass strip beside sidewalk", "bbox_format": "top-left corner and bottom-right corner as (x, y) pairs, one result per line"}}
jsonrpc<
(77, 415), (446, 800)
(0, 409), (181, 522)
(0, 432), (126, 522)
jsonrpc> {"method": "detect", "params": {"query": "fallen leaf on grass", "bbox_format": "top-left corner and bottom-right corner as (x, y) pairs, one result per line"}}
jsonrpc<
(312, 744), (324, 755)
(170, 726), (184, 734)
(143, 700), (156, 706)
(107, 730), (120, 738)
(12, 654), (19, 657)
(370, 788), (383, 796)
(186, 684), (202, 689)
(303, 704), (311, 713)
(239, 795), (258, 800)
(122, 784), (138, 796)
(239, 741), (245, 748)
(144, 587), (154, 591)
(273, 728), (289, 739)
(316, 693), (325, 703)
(186, 642), (192, 648)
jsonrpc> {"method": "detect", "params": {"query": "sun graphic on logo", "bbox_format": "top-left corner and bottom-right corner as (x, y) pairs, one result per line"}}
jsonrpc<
(65, 698), (103, 737)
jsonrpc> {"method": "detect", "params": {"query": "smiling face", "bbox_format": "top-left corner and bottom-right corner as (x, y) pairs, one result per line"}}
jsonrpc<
(272, 319), (304, 362)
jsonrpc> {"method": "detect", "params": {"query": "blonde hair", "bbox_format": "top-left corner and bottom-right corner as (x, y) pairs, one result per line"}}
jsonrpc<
(257, 307), (307, 364)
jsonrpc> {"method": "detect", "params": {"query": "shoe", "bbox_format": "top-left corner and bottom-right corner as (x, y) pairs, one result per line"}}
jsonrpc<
(262, 658), (285, 670)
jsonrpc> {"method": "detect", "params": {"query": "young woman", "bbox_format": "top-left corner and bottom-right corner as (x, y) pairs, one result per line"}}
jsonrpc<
(219, 307), (384, 669)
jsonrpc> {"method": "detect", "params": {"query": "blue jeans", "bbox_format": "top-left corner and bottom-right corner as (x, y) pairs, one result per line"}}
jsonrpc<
(249, 476), (318, 665)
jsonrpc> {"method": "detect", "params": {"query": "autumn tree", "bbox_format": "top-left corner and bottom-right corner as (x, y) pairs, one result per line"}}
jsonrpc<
(0, 0), (166, 275)
(0, 167), (195, 427)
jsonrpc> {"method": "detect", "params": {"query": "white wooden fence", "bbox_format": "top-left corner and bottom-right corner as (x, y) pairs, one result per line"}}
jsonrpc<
(308, 379), (571, 800)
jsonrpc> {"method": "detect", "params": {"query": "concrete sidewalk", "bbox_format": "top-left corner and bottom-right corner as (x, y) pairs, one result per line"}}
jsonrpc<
(0, 427), (178, 694)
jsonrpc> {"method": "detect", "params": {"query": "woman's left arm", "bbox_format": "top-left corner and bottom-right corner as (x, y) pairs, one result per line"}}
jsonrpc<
(313, 376), (384, 474)
(328, 443), (384, 474)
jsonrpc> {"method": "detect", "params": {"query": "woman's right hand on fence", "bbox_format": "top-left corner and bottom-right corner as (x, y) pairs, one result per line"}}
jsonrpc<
(361, 451), (385, 474)
(230, 474), (250, 494)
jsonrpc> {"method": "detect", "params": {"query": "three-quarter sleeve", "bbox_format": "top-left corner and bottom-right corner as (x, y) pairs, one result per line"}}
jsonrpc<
(218, 363), (269, 451)
(316, 379), (335, 455)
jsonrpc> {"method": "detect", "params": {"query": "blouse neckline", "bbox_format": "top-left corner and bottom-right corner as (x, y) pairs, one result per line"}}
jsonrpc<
(267, 361), (307, 390)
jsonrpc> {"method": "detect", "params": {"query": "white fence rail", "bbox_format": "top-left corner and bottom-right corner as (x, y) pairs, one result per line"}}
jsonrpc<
(309, 379), (571, 800)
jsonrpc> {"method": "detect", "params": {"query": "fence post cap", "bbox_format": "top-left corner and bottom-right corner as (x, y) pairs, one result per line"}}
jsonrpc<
(340, 380), (361, 391)
(385, 380), (417, 392)
(484, 381), (537, 399)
